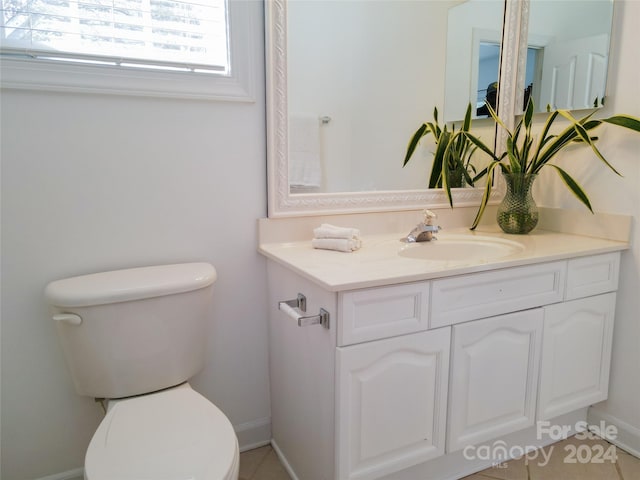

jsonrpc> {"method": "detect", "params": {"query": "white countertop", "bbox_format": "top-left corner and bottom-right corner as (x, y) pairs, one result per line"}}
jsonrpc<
(259, 227), (629, 291)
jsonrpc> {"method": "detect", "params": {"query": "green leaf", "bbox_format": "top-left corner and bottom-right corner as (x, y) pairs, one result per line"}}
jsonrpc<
(464, 132), (500, 162)
(547, 164), (593, 213)
(442, 148), (454, 207)
(520, 135), (535, 173)
(581, 119), (603, 131)
(403, 123), (428, 166)
(426, 121), (441, 139)
(462, 103), (472, 132)
(429, 130), (451, 188)
(576, 109), (597, 126)
(462, 166), (474, 186)
(533, 121), (582, 173)
(512, 117), (523, 143)
(486, 101), (513, 135)
(572, 121), (622, 176)
(532, 109), (560, 170)
(602, 115), (640, 133)
(471, 161), (501, 230)
(523, 96), (534, 130)
(472, 166), (488, 183)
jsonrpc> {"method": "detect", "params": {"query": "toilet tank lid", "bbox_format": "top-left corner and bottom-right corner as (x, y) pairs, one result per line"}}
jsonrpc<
(45, 263), (217, 307)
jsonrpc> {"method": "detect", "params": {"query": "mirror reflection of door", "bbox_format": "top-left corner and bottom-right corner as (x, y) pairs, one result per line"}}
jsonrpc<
(525, 47), (542, 110)
(476, 42), (500, 118)
(443, 0), (504, 123)
(524, 0), (614, 113)
(539, 34), (609, 110)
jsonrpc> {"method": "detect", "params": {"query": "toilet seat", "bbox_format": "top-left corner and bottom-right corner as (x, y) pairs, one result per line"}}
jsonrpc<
(85, 385), (239, 480)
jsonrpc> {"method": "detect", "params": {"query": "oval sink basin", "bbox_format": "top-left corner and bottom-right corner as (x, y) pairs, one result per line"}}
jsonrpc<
(398, 235), (524, 263)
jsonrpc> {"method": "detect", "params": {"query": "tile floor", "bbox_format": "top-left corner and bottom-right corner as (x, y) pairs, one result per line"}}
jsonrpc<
(462, 435), (640, 480)
(239, 435), (640, 480)
(239, 444), (291, 480)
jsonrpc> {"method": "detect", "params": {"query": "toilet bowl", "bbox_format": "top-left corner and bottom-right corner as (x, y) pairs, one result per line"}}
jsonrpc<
(85, 383), (239, 480)
(44, 263), (239, 480)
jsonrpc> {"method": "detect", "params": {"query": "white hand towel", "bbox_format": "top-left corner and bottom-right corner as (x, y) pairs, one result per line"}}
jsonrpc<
(313, 223), (361, 240)
(289, 114), (322, 188)
(312, 238), (362, 252)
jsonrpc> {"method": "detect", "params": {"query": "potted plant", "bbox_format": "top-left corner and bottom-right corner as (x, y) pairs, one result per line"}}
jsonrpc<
(461, 98), (640, 233)
(403, 104), (479, 205)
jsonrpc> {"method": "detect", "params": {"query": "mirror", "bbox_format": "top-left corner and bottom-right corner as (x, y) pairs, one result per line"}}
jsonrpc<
(516, 0), (615, 113)
(285, 0), (504, 195)
(265, 0), (518, 217)
(443, 1), (504, 122)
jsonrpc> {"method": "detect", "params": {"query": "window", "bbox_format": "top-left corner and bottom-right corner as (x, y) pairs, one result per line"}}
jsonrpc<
(0, 0), (257, 100)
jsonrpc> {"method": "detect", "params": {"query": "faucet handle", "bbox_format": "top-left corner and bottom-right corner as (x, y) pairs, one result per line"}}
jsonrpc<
(423, 209), (437, 224)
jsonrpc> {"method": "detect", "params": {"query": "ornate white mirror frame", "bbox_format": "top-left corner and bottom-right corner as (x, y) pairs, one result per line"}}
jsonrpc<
(265, 0), (526, 218)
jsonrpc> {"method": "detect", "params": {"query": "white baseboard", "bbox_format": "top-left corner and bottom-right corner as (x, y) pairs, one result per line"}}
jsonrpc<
(235, 416), (272, 452)
(271, 439), (300, 480)
(588, 407), (640, 457)
(35, 467), (84, 480)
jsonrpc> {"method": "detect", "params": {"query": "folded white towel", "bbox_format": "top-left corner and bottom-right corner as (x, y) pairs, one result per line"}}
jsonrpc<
(312, 238), (362, 252)
(289, 114), (322, 188)
(313, 223), (361, 240)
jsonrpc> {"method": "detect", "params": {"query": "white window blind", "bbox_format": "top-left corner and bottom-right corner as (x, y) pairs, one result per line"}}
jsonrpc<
(0, 0), (229, 73)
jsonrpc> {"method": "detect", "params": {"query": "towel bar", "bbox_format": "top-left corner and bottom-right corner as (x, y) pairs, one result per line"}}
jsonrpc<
(278, 293), (330, 329)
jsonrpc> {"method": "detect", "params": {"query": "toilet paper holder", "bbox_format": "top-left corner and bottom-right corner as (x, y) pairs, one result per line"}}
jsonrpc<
(278, 293), (330, 329)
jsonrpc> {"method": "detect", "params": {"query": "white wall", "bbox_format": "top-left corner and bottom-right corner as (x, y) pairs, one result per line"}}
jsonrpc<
(0, 2), (269, 478)
(586, 0), (640, 449)
(1, 0), (639, 478)
(528, 0), (613, 42)
(534, 0), (640, 451)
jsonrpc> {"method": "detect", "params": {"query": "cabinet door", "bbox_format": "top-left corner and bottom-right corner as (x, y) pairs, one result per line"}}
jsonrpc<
(447, 309), (543, 452)
(538, 293), (616, 420)
(336, 328), (450, 480)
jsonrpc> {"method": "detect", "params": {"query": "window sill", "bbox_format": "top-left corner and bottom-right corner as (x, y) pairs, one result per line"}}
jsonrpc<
(0, 57), (254, 102)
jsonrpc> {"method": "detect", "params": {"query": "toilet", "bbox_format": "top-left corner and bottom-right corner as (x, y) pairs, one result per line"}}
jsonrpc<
(45, 263), (239, 480)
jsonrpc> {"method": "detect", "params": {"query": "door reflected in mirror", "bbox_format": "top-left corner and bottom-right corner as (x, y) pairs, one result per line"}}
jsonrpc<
(475, 43), (500, 118)
(522, 0), (614, 112)
(443, 0), (504, 122)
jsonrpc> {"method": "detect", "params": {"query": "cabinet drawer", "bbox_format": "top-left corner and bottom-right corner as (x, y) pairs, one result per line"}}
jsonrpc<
(431, 261), (566, 327)
(338, 282), (429, 346)
(566, 252), (620, 300)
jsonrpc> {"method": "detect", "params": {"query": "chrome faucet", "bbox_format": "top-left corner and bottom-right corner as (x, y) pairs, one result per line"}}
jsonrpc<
(405, 210), (441, 242)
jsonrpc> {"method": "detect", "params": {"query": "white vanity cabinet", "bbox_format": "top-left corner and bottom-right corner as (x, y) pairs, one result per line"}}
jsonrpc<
(265, 250), (621, 480)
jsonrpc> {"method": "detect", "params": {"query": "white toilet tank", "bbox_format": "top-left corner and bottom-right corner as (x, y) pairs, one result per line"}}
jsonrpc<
(45, 263), (217, 399)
